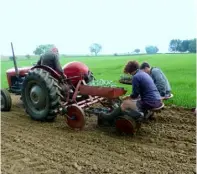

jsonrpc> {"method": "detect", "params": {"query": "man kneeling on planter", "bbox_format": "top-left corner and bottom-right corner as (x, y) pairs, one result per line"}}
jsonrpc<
(139, 62), (172, 99)
(98, 60), (163, 126)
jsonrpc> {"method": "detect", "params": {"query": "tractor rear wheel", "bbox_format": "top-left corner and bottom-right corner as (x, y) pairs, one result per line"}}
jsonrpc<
(21, 68), (61, 121)
(1, 89), (12, 111)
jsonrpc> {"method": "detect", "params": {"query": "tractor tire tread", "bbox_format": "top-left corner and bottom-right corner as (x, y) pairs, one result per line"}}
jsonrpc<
(1, 88), (12, 111)
(21, 68), (61, 121)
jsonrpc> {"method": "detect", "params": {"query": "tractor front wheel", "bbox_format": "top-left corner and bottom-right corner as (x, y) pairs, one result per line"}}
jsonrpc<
(1, 89), (12, 111)
(21, 68), (61, 121)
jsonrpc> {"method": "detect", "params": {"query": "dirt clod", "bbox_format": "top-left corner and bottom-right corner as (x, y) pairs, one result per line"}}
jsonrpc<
(92, 164), (98, 171)
(177, 143), (186, 149)
(149, 138), (154, 143)
(73, 162), (82, 171)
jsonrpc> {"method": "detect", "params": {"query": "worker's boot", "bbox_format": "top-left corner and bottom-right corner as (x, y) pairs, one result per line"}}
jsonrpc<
(122, 109), (145, 122)
(97, 107), (122, 126)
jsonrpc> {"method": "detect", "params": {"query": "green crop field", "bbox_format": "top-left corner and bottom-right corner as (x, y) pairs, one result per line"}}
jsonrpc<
(0, 54), (196, 108)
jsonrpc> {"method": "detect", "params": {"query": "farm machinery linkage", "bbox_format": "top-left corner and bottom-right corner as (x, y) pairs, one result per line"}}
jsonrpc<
(1, 43), (165, 134)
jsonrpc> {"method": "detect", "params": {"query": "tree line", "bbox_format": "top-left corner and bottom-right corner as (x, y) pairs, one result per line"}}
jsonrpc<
(133, 38), (196, 54)
(32, 39), (196, 56)
(169, 39), (196, 53)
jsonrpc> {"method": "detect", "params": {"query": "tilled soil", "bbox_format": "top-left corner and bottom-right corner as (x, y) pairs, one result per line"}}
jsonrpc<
(1, 94), (196, 174)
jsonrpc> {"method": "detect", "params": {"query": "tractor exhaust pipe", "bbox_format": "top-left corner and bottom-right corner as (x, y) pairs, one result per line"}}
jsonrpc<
(11, 42), (19, 78)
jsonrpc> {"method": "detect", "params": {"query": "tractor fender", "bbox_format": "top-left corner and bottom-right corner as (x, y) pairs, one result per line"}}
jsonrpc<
(31, 65), (62, 81)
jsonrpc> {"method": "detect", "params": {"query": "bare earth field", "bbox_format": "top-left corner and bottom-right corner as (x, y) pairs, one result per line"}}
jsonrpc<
(1, 94), (196, 174)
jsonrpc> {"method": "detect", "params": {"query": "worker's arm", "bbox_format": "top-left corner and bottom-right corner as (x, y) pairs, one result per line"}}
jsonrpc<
(152, 69), (166, 97)
(130, 76), (140, 99)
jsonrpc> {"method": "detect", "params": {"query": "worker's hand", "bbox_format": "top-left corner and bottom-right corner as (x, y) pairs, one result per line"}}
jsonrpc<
(121, 99), (138, 111)
(122, 96), (131, 100)
(123, 96), (140, 101)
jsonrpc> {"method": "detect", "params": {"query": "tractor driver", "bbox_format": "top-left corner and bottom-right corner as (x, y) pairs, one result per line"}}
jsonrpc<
(37, 47), (69, 102)
(36, 47), (66, 79)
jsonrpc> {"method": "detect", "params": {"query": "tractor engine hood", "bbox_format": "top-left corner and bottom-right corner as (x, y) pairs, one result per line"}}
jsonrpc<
(63, 61), (90, 86)
(6, 66), (32, 75)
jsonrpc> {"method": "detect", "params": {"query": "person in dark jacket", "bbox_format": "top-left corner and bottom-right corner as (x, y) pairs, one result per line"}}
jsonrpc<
(140, 62), (172, 98)
(37, 47), (69, 101)
(97, 60), (163, 125)
(37, 47), (65, 78)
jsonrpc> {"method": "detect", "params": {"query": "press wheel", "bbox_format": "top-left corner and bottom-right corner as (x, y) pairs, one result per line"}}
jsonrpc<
(66, 104), (86, 130)
(115, 116), (141, 135)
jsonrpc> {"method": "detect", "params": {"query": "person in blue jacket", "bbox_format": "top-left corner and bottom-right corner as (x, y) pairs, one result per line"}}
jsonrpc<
(98, 60), (163, 125)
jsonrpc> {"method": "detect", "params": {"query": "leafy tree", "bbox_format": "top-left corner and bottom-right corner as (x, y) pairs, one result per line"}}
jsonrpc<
(188, 39), (196, 53)
(179, 40), (190, 52)
(169, 39), (177, 52)
(134, 48), (140, 53)
(169, 39), (182, 52)
(33, 44), (55, 55)
(145, 46), (159, 54)
(169, 38), (196, 53)
(89, 43), (102, 56)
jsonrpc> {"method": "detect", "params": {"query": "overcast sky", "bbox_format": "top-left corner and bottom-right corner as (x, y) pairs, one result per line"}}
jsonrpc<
(0, 0), (196, 55)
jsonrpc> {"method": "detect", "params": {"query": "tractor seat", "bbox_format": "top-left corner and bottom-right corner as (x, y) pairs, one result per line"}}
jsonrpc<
(150, 103), (165, 111)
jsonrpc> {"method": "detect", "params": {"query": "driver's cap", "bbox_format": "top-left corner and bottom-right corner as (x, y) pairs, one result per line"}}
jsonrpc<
(50, 47), (59, 54)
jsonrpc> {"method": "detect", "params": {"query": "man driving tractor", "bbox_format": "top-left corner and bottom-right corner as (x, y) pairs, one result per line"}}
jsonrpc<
(97, 60), (163, 126)
(36, 46), (94, 102)
(37, 47), (94, 84)
(36, 47), (69, 101)
(36, 47), (66, 79)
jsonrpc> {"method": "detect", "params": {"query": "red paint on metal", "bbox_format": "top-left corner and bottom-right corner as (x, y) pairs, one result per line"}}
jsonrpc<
(77, 96), (100, 105)
(79, 98), (105, 108)
(6, 67), (31, 87)
(116, 118), (137, 134)
(66, 104), (86, 129)
(63, 61), (89, 86)
(79, 85), (127, 99)
(72, 80), (82, 102)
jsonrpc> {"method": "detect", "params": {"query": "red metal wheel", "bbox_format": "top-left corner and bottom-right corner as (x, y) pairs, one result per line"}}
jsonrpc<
(66, 104), (86, 129)
(115, 116), (139, 134)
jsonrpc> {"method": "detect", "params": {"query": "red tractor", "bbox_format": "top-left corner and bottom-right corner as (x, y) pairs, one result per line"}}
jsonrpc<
(1, 43), (167, 135)
(2, 43), (141, 133)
